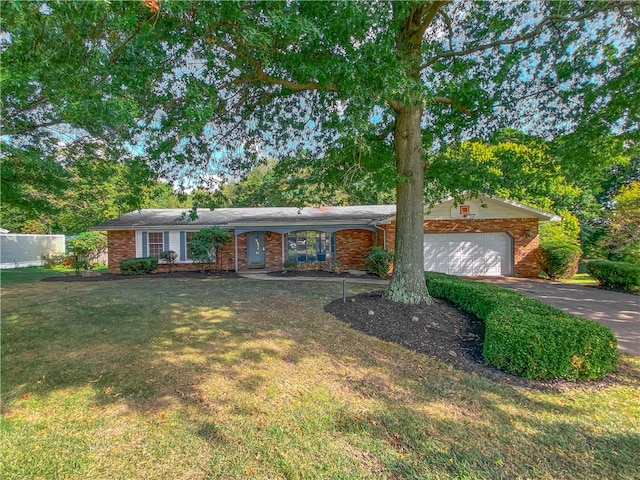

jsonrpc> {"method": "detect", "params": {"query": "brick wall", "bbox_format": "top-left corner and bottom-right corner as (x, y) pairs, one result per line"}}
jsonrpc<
(107, 230), (136, 273)
(108, 219), (541, 277)
(380, 218), (541, 277)
(335, 229), (376, 269)
(108, 229), (242, 273)
(265, 232), (283, 269)
(220, 229), (242, 271)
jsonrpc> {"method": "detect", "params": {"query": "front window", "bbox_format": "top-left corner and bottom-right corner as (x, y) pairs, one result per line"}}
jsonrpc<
(287, 231), (334, 263)
(148, 232), (164, 257)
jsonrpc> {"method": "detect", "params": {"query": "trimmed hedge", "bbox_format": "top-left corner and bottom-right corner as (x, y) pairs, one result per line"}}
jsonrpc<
(425, 272), (618, 380)
(119, 257), (158, 276)
(586, 260), (640, 291)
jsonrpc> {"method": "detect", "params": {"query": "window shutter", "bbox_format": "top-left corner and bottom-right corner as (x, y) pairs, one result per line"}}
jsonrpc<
(180, 231), (186, 261)
(163, 231), (170, 252)
(141, 231), (148, 257)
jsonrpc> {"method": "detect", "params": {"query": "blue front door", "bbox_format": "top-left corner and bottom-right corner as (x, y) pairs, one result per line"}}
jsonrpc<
(247, 232), (265, 268)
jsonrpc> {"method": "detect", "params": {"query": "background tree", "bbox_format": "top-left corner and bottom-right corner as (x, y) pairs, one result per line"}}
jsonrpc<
(599, 182), (640, 264)
(2, 1), (638, 303)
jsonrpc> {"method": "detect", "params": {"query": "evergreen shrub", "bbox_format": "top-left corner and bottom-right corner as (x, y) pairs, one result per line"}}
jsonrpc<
(120, 257), (158, 275)
(425, 272), (618, 380)
(538, 242), (582, 279)
(365, 247), (394, 278)
(586, 260), (640, 291)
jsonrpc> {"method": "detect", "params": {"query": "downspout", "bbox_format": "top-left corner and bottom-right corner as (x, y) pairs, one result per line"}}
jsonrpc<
(374, 223), (387, 249)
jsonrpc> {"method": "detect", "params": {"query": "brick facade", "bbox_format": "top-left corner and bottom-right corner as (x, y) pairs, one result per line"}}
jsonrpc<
(107, 230), (136, 273)
(379, 217), (540, 277)
(335, 229), (376, 270)
(265, 232), (284, 269)
(107, 217), (540, 277)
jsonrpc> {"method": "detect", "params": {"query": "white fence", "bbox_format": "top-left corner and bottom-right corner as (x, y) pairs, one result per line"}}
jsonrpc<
(0, 234), (65, 269)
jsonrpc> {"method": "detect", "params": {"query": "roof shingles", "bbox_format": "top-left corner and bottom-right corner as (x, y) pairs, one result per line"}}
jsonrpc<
(93, 205), (397, 230)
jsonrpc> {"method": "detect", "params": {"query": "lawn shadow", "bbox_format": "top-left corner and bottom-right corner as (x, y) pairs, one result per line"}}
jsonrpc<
(2, 276), (639, 478)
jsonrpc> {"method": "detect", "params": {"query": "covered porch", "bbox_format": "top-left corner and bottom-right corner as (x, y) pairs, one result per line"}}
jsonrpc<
(232, 225), (381, 272)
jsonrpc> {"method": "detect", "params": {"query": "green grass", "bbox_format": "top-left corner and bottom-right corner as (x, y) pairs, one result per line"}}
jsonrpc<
(0, 266), (108, 286)
(2, 275), (639, 479)
(559, 273), (599, 285)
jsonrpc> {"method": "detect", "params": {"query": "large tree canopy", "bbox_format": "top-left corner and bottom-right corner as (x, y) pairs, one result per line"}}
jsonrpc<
(2, 1), (638, 303)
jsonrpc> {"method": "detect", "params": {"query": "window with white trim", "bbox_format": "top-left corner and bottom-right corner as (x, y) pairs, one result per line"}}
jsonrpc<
(148, 232), (164, 257)
(287, 231), (334, 263)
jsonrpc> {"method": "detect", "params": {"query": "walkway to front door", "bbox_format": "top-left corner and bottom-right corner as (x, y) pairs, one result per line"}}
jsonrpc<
(246, 232), (265, 268)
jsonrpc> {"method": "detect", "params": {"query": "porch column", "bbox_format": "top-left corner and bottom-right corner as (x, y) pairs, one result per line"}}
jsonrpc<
(234, 230), (238, 272)
(281, 233), (285, 271)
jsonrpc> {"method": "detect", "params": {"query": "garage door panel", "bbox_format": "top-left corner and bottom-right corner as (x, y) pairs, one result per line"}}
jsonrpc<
(424, 232), (512, 276)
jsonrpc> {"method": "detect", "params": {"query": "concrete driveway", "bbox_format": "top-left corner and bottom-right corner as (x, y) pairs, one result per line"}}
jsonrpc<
(475, 277), (639, 357)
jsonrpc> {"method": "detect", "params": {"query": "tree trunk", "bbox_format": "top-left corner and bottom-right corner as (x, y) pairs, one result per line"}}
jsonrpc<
(384, 104), (431, 304)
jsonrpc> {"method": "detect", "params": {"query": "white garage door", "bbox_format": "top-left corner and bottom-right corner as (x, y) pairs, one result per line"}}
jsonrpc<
(423, 232), (512, 276)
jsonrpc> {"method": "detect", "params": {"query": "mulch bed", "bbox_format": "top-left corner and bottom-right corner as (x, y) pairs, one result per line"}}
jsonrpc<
(324, 290), (622, 391)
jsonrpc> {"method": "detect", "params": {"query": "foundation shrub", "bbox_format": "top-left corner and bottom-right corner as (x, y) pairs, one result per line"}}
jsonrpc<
(538, 242), (582, 279)
(365, 247), (394, 278)
(586, 260), (640, 291)
(120, 257), (158, 275)
(425, 272), (618, 380)
(159, 250), (178, 272)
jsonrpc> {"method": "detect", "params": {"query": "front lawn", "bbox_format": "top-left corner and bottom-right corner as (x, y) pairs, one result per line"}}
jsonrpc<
(2, 275), (639, 479)
(0, 266), (108, 285)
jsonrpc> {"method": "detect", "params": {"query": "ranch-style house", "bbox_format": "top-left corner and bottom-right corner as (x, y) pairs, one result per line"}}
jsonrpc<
(92, 196), (559, 277)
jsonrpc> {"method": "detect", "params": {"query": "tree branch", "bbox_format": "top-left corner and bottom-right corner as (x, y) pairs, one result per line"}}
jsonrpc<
(416, 1), (452, 40)
(431, 96), (474, 117)
(207, 35), (339, 93)
(421, 4), (629, 68)
(368, 121), (395, 142)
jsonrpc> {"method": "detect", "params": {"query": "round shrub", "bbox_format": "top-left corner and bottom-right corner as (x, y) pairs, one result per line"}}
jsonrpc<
(119, 257), (158, 276)
(538, 242), (582, 280)
(365, 246), (394, 278)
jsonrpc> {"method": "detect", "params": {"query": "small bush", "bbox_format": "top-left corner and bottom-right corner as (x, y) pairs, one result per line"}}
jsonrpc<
(119, 257), (158, 276)
(425, 272), (618, 380)
(159, 250), (178, 272)
(283, 260), (297, 270)
(365, 247), (394, 278)
(586, 260), (640, 291)
(43, 253), (70, 269)
(538, 242), (582, 280)
(620, 242), (640, 265)
(331, 258), (345, 275)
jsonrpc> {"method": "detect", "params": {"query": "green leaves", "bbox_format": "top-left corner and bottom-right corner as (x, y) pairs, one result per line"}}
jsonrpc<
(426, 272), (619, 380)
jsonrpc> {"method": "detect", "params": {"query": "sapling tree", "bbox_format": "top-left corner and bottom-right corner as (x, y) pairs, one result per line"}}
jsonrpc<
(159, 250), (178, 272)
(69, 231), (107, 272)
(187, 227), (231, 273)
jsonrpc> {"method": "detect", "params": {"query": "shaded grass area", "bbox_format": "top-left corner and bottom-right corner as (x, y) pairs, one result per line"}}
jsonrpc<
(0, 266), (108, 285)
(2, 276), (639, 479)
